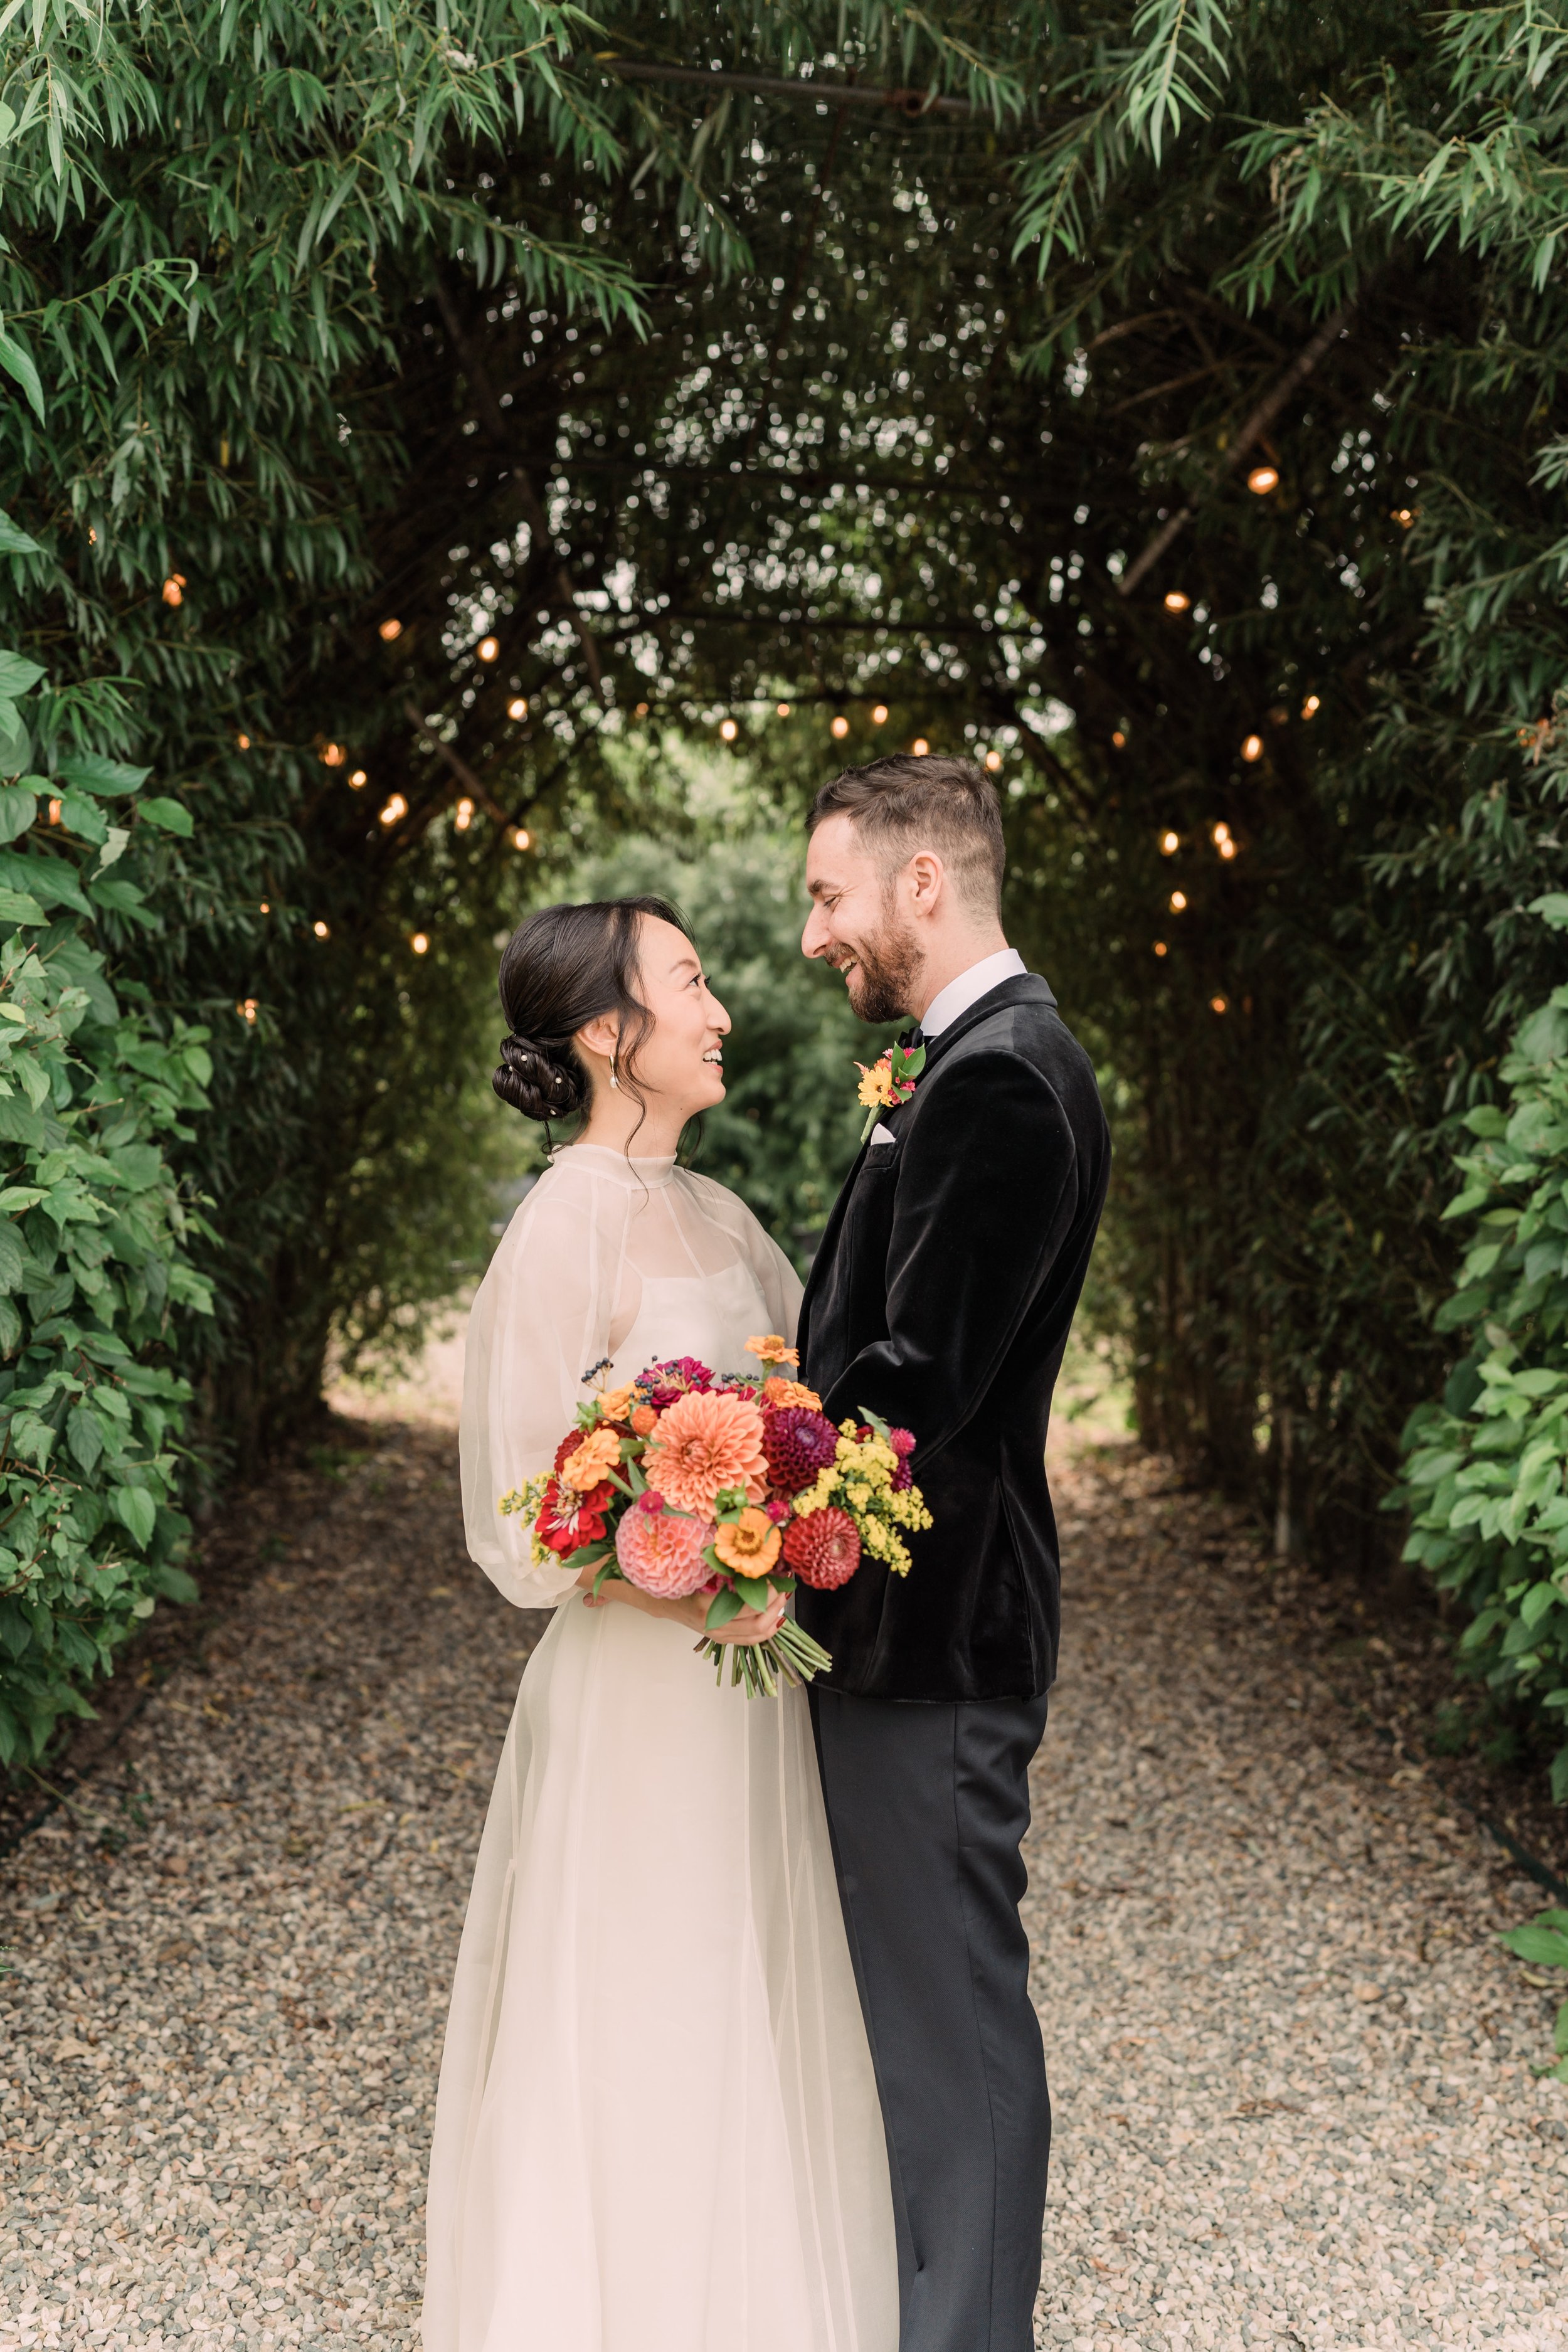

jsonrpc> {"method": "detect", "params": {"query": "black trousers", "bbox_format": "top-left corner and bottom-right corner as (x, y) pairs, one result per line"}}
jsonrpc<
(810, 1686), (1051, 2352)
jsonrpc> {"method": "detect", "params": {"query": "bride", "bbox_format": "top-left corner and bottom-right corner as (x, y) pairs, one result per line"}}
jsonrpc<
(422, 895), (897, 2352)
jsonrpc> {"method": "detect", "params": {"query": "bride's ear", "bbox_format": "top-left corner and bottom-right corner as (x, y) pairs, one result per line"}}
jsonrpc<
(576, 1012), (620, 1069)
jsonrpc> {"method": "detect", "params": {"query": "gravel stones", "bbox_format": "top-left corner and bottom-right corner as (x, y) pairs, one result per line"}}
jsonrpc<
(1, 1407), (1565, 2349)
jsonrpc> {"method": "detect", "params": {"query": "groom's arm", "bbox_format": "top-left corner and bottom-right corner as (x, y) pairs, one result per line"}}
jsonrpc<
(817, 1046), (1081, 1462)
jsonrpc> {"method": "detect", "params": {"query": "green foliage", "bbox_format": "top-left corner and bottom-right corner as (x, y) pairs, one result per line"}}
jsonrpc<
(1397, 893), (1568, 1801)
(1498, 1908), (1568, 2081)
(554, 808), (898, 1259)
(0, 645), (213, 1767)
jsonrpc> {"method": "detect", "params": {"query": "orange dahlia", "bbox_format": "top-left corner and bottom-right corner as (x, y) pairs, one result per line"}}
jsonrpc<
(559, 1422), (622, 1492)
(712, 1507), (783, 1576)
(761, 1375), (823, 1411)
(642, 1389), (768, 1516)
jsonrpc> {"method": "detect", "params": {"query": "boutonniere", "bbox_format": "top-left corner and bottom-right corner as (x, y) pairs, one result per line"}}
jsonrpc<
(856, 1038), (926, 1143)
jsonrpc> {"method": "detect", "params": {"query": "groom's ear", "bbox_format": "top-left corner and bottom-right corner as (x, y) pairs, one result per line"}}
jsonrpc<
(904, 849), (946, 913)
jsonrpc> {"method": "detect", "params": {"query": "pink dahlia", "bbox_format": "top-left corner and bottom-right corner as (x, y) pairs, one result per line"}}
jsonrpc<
(782, 1507), (861, 1591)
(615, 1496), (714, 1597)
(642, 1389), (768, 1516)
(762, 1405), (839, 1494)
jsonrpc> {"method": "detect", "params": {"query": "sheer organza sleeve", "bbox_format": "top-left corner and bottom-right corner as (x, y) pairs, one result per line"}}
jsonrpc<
(459, 1167), (630, 1608)
(678, 1170), (804, 1345)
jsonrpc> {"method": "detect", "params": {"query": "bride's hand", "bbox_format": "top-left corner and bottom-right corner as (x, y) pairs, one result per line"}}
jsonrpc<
(581, 1565), (785, 1645)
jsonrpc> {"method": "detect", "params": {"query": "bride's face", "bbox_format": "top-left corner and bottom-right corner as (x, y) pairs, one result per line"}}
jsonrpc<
(615, 916), (731, 1120)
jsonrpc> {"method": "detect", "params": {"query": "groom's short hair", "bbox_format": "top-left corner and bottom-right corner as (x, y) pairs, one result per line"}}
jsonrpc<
(808, 753), (1005, 911)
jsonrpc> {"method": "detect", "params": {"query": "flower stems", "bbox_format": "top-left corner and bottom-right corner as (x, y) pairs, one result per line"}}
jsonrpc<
(695, 1616), (833, 1697)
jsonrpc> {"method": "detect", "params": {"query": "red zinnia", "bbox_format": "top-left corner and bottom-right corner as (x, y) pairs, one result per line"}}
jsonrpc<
(782, 1507), (861, 1590)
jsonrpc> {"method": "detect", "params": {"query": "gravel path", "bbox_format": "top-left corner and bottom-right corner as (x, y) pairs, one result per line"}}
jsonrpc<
(2, 1402), (1565, 2350)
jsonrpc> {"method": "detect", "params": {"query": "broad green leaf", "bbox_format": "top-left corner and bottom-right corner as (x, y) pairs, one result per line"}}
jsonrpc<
(54, 754), (151, 799)
(110, 1486), (156, 1550)
(0, 330), (44, 423)
(0, 785), (35, 844)
(1499, 1924), (1568, 1969)
(0, 652), (43, 698)
(0, 886), (46, 925)
(0, 512), (40, 556)
(65, 1406), (103, 1473)
(137, 796), (194, 837)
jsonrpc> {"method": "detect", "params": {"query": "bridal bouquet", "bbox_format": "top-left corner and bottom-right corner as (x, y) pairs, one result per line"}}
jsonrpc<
(499, 1337), (930, 1696)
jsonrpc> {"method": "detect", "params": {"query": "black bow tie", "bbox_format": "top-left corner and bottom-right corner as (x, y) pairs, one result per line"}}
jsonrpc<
(901, 1025), (924, 1053)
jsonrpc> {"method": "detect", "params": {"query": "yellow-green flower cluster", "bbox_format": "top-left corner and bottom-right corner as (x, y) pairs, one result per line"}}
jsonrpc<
(792, 1421), (931, 1577)
(499, 1473), (557, 1567)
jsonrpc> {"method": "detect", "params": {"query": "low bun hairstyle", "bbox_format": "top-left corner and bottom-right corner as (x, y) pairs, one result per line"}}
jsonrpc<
(492, 896), (692, 1131)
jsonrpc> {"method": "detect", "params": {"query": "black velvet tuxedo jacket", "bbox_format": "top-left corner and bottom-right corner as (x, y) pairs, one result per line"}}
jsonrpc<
(796, 972), (1110, 1703)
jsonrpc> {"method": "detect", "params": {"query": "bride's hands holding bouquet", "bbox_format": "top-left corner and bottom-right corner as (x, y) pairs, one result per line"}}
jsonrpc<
(577, 1560), (787, 1645)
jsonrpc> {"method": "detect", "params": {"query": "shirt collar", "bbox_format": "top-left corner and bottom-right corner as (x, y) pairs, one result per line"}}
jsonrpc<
(918, 947), (1027, 1039)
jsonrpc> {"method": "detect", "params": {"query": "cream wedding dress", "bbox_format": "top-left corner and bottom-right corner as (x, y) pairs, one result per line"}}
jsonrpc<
(423, 1143), (897, 2352)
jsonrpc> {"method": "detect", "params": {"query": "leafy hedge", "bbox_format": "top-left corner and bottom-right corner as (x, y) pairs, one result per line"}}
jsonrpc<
(1397, 893), (1568, 1801)
(0, 629), (212, 1767)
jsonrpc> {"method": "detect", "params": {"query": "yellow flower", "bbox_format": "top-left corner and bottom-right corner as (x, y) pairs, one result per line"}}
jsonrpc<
(744, 1333), (800, 1366)
(856, 1061), (898, 1110)
(712, 1508), (783, 1576)
(599, 1383), (636, 1422)
(559, 1424), (622, 1491)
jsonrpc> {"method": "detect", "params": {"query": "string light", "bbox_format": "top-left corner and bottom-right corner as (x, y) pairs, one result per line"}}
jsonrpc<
(1391, 509), (1416, 528)
(322, 743), (346, 767)
(379, 793), (408, 826)
(507, 696), (528, 720)
(985, 751), (1002, 772)
(1163, 590), (1190, 613)
(1169, 890), (1187, 911)
(776, 701), (791, 717)
(636, 702), (650, 716)
(1211, 822), (1231, 845)
(1153, 941), (1168, 958)
(312, 920), (330, 939)
(162, 573), (186, 607)
(1160, 830), (1179, 856)
(258, 901), (270, 914)
(454, 798), (474, 831)
(87, 526), (97, 545)
(236, 732), (250, 751)
(912, 738), (930, 756)
(477, 636), (499, 662)
(349, 768), (367, 789)
(410, 932), (430, 955)
(1301, 694), (1320, 719)
(1240, 734), (1263, 762)
(1246, 465), (1279, 495)
(1112, 729), (1126, 748)
(47, 798), (61, 825)
(1210, 995), (1229, 1014)
(379, 618), (403, 641)
(1218, 835), (1237, 861)
(720, 718), (739, 741)
(512, 827), (531, 851)
(236, 999), (259, 1024)
(872, 704), (889, 725)
(831, 715), (850, 739)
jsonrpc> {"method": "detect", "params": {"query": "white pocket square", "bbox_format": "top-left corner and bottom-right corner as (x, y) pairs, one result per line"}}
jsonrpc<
(868, 1123), (897, 1147)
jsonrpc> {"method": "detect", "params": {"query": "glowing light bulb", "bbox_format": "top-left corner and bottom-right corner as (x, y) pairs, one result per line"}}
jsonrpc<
(1210, 995), (1229, 1014)
(985, 751), (1002, 772)
(477, 636), (499, 662)
(349, 768), (367, 789)
(454, 798), (474, 832)
(87, 526), (97, 545)
(379, 794), (408, 826)
(379, 618), (403, 641)
(636, 702), (650, 716)
(1218, 837), (1237, 860)
(1301, 694), (1320, 719)
(410, 932), (430, 955)
(830, 715), (850, 740)
(872, 704), (889, 725)
(912, 738), (930, 756)
(512, 827), (531, 851)
(1112, 729), (1126, 748)
(507, 696), (528, 720)
(1169, 890), (1187, 912)
(162, 574), (186, 607)
(720, 718), (739, 742)
(1153, 941), (1168, 958)
(1241, 734), (1263, 762)
(1246, 466), (1279, 495)
(236, 732), (250, 751)
(47, 798), (61, 825)
(776, 702), (791, 717)
(322, 743), (345, 767)
(237, 999), (259, 1024)
(258, 901), (270, 914)
(1392, 509), (1415, 528)
(1163, 590), (1190, 613)
(1160, 830), (1179, 856)
(1211, 822), (1231, 845)
(312, 920), (330, 939)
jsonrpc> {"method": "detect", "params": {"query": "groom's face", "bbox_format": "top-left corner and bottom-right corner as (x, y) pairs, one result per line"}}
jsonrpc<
(803, 814), (921, 1024)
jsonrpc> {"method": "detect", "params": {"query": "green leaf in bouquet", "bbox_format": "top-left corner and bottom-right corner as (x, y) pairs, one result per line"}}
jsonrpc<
(704, 1585), (743, 1631)
(856, 1404), (893, 1442)
(732, 1574), (773, 1609)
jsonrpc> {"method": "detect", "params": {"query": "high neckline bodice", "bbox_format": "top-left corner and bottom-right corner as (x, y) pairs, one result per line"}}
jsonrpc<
(549, 1141), (678, 1190)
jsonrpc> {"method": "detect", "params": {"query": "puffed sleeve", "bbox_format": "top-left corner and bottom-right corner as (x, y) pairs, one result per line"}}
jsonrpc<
(458, 1165), (630, 1608)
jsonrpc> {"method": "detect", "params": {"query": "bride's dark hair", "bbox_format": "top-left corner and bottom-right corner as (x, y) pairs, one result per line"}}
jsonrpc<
(493, 895), (692, 1130)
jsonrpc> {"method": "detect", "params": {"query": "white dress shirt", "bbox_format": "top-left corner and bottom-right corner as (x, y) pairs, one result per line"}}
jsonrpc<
(867, 948), (1029, 1145)
(918, 946), (1027, 1037)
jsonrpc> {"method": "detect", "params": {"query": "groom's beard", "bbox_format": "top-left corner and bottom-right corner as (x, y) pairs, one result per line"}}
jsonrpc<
(835, 918), (922, 1025)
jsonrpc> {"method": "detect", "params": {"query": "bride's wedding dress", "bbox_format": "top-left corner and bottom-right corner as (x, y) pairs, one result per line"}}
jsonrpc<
(423, 1143), (897, 2352)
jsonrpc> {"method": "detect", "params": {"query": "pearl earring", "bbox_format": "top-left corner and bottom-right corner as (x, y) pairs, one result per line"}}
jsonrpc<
(608, 1052), (619, 1091)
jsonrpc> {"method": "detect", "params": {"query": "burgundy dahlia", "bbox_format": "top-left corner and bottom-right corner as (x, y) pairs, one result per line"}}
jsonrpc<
(762, 1406), (839, 1494)
(782, 1507), (861, 1591)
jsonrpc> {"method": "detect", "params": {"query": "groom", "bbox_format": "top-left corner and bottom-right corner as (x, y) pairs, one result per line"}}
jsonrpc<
(796, 753), (1110, 2352)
